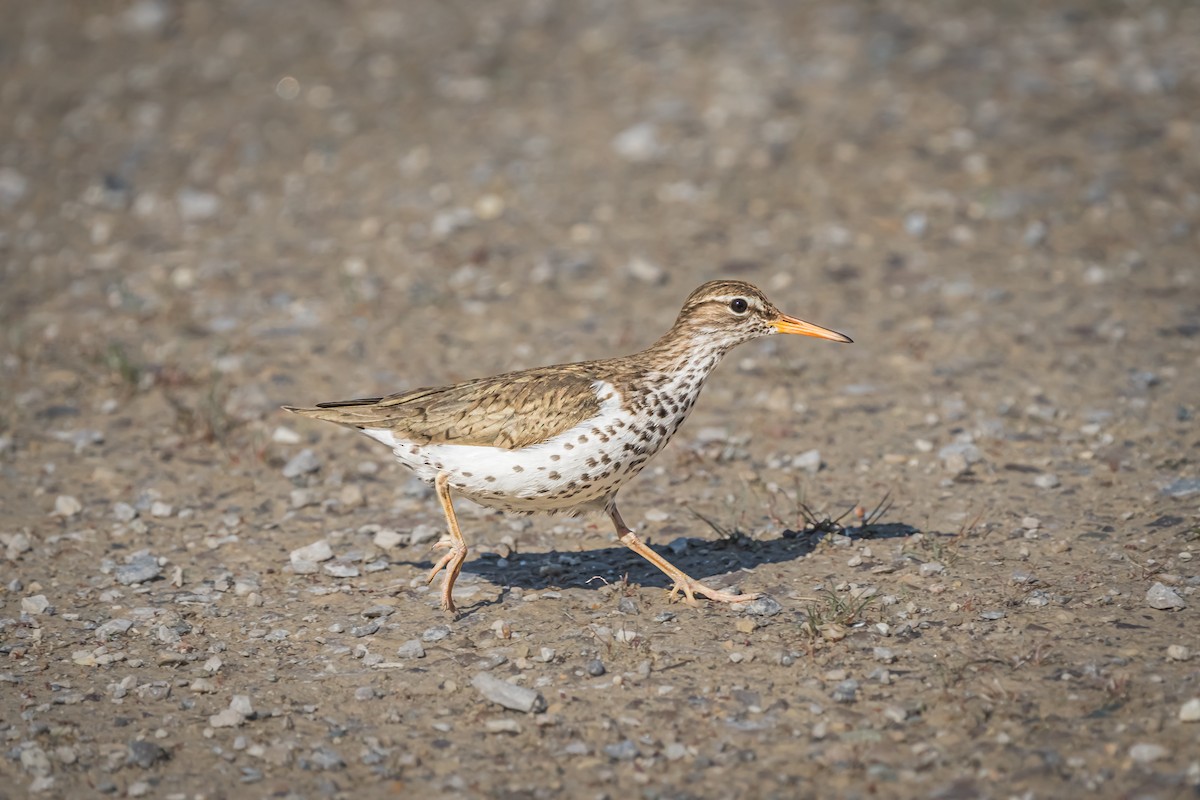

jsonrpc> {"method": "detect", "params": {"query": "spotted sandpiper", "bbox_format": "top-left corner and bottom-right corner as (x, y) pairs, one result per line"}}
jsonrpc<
(284, 280), (851, 612)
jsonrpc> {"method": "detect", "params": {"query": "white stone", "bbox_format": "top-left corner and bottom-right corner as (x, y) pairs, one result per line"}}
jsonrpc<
(1033, 473), (1060, 489)
(1146, 582), (1186, 610)
(290, 540), (333, 564)
(54, 495), (83, 517)
(373, 528), (406, 549)
(272, 426), (302, 444)
(21, 595), (51, 615)
(612, 122), (662, 163)
(1128, 743), (1169, 763)
(793, 449), (822, 474)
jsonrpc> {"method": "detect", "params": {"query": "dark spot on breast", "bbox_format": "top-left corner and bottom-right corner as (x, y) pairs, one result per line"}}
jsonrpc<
(563, 443), (574, 450)
(485, 475), (496, 483)
(548, 471), (561, 481)
(578, 434), (589, 444)
(580, 473), (590, 481)
(462, 471), (473, 478)
(551, 454), (561, 461)
(513, 465), (524, 473)
(586, 457), (597, 467)
(600, 453), (611, 464)
(656, 407), (667, 418)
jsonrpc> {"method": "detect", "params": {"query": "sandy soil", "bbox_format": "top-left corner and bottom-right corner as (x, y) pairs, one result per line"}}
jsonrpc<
(2, 1), (1199, 797)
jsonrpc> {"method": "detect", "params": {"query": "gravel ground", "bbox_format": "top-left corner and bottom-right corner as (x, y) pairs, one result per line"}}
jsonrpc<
(3, 1), (1200, 798)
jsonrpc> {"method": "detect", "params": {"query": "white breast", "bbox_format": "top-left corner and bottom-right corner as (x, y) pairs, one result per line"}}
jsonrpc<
(360, 380), (674, 513)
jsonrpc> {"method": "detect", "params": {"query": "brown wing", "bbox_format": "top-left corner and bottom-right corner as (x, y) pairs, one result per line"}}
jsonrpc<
(282, 365), (603, 449)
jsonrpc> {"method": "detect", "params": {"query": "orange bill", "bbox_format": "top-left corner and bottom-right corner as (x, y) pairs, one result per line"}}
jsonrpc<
(773, 314), (853, 343)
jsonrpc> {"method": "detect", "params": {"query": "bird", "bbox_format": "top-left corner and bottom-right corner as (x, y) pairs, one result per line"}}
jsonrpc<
(284, 279), (851, 613)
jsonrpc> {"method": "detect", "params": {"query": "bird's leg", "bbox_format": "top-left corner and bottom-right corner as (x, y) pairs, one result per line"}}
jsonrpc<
(608, 504), (758, 604)
(427, 472), (468, 613)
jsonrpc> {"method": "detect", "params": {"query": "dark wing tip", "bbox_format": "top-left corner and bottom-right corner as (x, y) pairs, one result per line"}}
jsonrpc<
(314, 397), (384, 409)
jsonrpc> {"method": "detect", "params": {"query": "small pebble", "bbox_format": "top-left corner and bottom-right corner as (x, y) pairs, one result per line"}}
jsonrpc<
(115, 553), (162, 585)
(409, 524), (441, 546)
(422, 625), (451, 643)
(1179, 698), (1200, 723)
(873, 647), (895, 663)
(793, 449), (822, 474)
(738, 596), (783, 616)
(603, 739), (640, 760)
(126, 740), (170, 769)
(1146, 582), (1186, 610)
(21, 595), (51, 615)
(918, 562), (945, 577)
(96, 619), (134, 638)
(208, 708), (244, 728)
(282, 449), (321, 478)
(373, 529), (406, 549)
(471, 672), (546, 713)
(1128, 743), (1169, 764)
(149, 501), (173, 518)
(113, 502), (138, 522)
(350, 621), (380, 638)
(938, 443), (982, 474)
(484, 718), (522, 734)
(396, 640), (425, 659)
(1161, 477), (1200, 498)
(354, 686), (376, 701)
(612, 122), (661, 163)
(323, 562), (360, 578)
(290, 540), (333, 564)
(307, 746), (345, 771)
(54, 494), (83, 517)
(272, 426), (301, 444)
(1167, 644), (1191, 661)
(831, 679), (859, 703)
(1033, 473), (1060, 489)
(585, 659), (606, 677)
(229, 695), (254, 718)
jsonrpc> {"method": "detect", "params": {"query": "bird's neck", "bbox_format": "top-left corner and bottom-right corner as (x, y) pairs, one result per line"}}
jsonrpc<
(634, 323), (733, 387)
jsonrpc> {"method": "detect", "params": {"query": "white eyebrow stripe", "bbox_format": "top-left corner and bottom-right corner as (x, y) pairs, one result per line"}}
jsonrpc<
(710, 294), (762, 307)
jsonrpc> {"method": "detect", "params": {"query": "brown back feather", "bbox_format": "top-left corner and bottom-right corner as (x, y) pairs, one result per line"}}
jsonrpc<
(283, 366), (603, 449)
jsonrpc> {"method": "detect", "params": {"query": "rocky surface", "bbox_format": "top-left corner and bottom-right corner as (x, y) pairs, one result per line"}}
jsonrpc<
(2, 1), (1199, 797)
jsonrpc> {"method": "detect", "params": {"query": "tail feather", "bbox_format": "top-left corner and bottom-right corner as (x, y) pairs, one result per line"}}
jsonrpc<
(281, 400), (385, 428)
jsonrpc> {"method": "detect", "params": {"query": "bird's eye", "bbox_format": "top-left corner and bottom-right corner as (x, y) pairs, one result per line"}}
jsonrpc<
(729, 298), (749, 314)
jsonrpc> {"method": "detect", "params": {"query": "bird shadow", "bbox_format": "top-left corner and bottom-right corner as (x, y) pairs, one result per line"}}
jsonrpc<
(392, 521), (921, 605)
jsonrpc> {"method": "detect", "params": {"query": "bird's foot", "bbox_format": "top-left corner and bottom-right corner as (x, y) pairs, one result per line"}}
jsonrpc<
(667, 577), (759, 605)
(426, 539), (468, 614)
